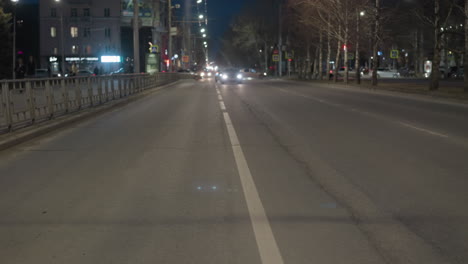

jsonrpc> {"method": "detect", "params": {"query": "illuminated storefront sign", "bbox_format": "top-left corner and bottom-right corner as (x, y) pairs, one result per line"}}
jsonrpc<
(101, 56), (121, 63)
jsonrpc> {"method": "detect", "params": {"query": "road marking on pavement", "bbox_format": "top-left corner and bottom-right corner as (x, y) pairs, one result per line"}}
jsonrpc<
(398, 122), (449, 138)
(220, 95), (285, 264)
(277, 87), (451, 139)
(218, 94), (223, 101)
(219, 101), (227, 111)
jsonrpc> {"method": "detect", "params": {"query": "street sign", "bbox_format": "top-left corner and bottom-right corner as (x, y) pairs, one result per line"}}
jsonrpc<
(272, 54), (280, 62)
(285, 51), (294, 60)
(149, 44), (159, 54)
(182, 56), (189, 63)
(390, 49), (399, 59)
(170, 27), (178, 36)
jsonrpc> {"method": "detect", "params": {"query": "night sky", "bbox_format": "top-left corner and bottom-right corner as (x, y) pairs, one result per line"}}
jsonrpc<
(207, 0), (247, 60)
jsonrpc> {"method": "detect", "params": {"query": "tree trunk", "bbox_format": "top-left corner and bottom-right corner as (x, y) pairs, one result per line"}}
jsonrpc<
(326, 15), (331, 81)
(344, 0), (349, 84)
(465, 0), (468, 92)
(306, 41), (312, 79)
(414, 30), (419, 75)
(334, 27), (341, 83)
(319, 29), (323, 80)
(372, 0), (380, 86)
(355, 11), (361, 85)
(430, 0), (441, 91)
(313, 47), (319, 79)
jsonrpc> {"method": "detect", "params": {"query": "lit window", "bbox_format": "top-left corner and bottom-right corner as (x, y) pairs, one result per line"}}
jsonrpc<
(50, 27), (56, 38)
(71, 27), (78, 38)
(72, 45), (79, 54)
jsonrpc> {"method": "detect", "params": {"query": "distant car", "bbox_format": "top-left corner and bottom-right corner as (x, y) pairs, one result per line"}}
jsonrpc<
(240, 68), (265, 79)
(66, 70), (95, 77)
(110, 68), (125, 75)
(330, 67), (356, 79)
(370, 68), (400, 78)
(34, 69), (50, 78)
(216, 69), (243, 84)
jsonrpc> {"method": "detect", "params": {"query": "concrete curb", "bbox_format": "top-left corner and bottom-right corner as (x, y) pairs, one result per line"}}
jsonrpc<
(0, 80), (182, 152)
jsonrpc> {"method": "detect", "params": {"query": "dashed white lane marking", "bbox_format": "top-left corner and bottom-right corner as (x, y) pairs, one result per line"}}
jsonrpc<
(277, 88), (451, 139)
(398, 122), (449, 138)
(219, 94), (285, 264)
(219, 101), (227, 111)
(218, 94), (223, 101)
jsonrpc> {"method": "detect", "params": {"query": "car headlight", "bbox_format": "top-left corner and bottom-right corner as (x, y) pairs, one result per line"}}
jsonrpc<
(208, 72), (212, 77)
(222, 74), (228, 79)
(263, 72), (267, 76)
(237, 74), (243, 79)
(200, 72), (205, 77)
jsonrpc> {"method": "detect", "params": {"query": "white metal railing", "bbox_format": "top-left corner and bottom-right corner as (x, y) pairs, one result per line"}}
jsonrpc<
(0, 73), (188, 133)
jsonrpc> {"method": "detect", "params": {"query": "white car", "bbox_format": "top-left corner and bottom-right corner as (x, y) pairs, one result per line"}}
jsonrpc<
(370, 68), (400, 78)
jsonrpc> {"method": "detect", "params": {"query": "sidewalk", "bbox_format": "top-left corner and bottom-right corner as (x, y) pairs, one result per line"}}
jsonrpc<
(290, 78), (468, 103)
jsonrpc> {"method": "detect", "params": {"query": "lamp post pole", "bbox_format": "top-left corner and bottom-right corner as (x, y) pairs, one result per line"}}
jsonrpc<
(12, 0), (18, 80)
(133, 0), (140, 73)
(168, 0), (172, 72)
(60, 2), (65, 76)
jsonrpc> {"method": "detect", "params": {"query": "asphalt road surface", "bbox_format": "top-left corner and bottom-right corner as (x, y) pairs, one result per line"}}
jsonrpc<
(1, 78), (467, 264)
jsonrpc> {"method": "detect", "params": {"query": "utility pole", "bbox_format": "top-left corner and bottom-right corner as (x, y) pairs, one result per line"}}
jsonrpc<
(133, 0), (140, 73)
(278, 0), (283, 77)
(60, 6), (65, 76)
(168, 0), (173, 72)
(12, 2), (17, 79)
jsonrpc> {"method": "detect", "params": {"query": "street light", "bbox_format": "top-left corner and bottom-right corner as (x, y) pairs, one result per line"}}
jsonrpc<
(200, 28), (205, 33)
(11, 0), (19, 79)
(199, 14), (204, 19)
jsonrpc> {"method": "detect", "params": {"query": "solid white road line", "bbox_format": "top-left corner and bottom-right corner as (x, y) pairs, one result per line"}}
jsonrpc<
(398, 122), (449, 138)
(220, 95), (285, 264)
(219, 101), (227, 111)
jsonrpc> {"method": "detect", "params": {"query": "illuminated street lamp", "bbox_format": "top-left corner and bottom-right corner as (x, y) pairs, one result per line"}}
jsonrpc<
(199, 14), (204, 19)
(200, 28), (205, 33)
(11, 0), (19, 79)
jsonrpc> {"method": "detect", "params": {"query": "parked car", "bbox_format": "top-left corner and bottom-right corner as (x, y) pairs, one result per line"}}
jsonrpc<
(329, 67), (356, 79)
(34, 69), (50, 78)
(65, 70), (95, 77)
(370, 68), (400, 78)
(110, 68), (126, 75)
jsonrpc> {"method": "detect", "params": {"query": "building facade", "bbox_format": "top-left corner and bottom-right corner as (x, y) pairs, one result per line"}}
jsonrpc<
(39, 0), (122, 75)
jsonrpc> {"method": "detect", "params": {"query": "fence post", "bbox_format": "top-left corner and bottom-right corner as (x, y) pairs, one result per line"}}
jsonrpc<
(26, 81), (36, 123)
(118, 78), (123, 98)
(105, 77), (110, 101)
(62, 78), (69, 113)
(98, 77), (103, 104)
(1, 82), (13, 131)
(88, 77), (93, 106)
(110, 77), (115, 100)
(76, 78), (82, 110)
(45, 79), (54, 119)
